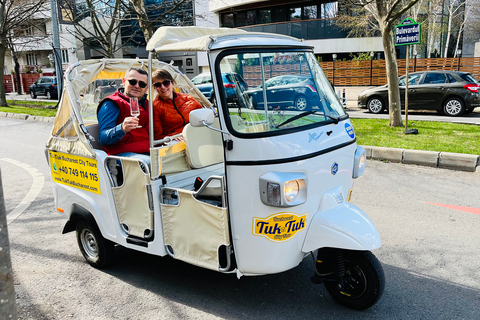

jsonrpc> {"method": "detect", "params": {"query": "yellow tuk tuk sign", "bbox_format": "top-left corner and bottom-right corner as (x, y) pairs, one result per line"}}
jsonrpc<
(253, 212), (307, 242)
(49, 151), (101, 194)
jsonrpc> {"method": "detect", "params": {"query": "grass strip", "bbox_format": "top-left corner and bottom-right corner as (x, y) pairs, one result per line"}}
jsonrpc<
(351, 118), (480, 156)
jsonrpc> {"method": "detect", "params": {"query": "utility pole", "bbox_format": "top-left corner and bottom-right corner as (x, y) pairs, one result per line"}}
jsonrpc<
(50, 0), (63, 94)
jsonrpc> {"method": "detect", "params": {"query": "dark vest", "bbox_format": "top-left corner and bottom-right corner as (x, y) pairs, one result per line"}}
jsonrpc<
(97, 91), (150, 155)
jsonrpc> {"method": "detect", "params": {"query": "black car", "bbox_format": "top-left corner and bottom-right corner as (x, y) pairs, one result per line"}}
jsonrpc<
(191, 72), (248, 106)
(29, 76), (58, 100)
(246, 75), (319, 111)
(358, 71), (480, 116)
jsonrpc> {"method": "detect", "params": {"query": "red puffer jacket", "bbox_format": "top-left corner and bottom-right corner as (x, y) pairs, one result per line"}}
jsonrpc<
(153, 92), (202, 140)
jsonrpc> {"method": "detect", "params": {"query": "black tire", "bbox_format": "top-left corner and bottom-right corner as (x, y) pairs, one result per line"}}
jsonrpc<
(76, 219), (115, 269)
(211, 95), (217, 107)
(324, 250), (385, 310)
(294, 95), (308, 111)
(443, 97), (465, 116)
(367, 97), (385, 114)
(30, 90), (36, 99)
(46, 90), (52, 100)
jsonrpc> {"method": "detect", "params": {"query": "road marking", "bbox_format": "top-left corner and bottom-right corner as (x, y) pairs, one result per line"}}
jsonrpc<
(426, 202), (480, 216)
(0, 158), (45, 225)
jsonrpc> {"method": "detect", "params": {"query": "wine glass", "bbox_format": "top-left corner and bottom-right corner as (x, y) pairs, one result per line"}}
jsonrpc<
(130, 97), (141, 128)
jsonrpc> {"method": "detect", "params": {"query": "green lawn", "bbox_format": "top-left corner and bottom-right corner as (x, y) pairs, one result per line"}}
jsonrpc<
(351, 118), (480, 156)
(0, 100), (58, 117)
(1, 101), (478, 156)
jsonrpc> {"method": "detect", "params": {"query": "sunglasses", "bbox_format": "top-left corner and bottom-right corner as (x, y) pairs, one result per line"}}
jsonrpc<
(153, 80), (172, 88)
(127, 79), (147, 88)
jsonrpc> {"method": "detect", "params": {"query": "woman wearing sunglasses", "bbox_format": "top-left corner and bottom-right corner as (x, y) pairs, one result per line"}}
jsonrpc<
(152, 70), (202, 141)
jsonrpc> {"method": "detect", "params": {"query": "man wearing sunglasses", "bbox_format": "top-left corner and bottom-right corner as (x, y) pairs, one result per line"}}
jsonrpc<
(97, 67), (151, 166)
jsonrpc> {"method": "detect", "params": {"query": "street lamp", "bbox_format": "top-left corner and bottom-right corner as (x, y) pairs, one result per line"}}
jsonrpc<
(332, 54), (337, 87)
(370, 51), (374, 86)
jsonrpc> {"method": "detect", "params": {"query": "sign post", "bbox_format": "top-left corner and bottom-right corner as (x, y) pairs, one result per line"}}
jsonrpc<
(395, 18), (421, 134)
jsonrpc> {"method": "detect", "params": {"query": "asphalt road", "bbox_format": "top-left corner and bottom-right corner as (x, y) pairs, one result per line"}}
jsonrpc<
(1, 117), (480, 320)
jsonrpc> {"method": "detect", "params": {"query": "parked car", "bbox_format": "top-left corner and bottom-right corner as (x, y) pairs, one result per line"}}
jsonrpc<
(93, 79), (123, 103)
(358, 71), (480, 116)
(191, 72), (248, 106)
(246, 75), (319, 111)
(29, 76), (58, 100)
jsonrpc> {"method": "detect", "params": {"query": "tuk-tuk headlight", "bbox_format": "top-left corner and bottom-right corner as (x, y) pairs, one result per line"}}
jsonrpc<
(353, 146), (367, 178)
(284, 180), (299, 202)
(260, 172), (306, 207)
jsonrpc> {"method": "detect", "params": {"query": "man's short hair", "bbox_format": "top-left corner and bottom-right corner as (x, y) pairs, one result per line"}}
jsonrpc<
(125, 67), (148, 77)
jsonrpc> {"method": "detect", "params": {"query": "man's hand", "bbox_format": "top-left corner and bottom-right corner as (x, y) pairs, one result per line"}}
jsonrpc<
(121, 116), (140, 132)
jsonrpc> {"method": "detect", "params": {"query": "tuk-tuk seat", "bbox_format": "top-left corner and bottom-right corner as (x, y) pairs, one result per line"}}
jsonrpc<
(85, 123), (104, 150)
(182, 119), (223, 169)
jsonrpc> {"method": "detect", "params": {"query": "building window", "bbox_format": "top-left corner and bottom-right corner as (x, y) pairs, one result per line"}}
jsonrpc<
(62, 49), (69, 63)
(258, 10), (271, 24)
(26, 53), (37, 65)
(289, 7), (302, 21)
(235, 11), (246, 27)
(272, 8), (286, 23)
(222, 13), (234, 28)
(322, 2), (338, 19)
(247, 10), (257, 25)
(304, 5), (318, 20)
(25, 25), (34, 36)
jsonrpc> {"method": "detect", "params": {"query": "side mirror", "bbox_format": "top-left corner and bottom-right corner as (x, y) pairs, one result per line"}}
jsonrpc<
(189, 108), (215, 127)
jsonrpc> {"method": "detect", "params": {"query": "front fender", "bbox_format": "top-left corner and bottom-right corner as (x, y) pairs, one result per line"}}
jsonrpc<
(302, 202), (381, 253)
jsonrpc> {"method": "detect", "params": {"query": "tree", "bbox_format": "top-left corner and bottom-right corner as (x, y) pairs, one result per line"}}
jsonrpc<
(443, 0), (467, 58)
(60, 0), (128, 58)
(0, 167), (18, 319)
(59, 0), (193, 58)
(339, 0), (421, 127)
(0, 0), (48, 106)
(127, 0), (191, 44)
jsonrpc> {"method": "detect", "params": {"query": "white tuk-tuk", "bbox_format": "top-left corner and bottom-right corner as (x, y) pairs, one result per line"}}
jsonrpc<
(46, 27), (384, 310)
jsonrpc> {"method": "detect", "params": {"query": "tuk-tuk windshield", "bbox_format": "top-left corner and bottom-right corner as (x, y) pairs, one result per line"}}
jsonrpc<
(217, 51), (346, 135)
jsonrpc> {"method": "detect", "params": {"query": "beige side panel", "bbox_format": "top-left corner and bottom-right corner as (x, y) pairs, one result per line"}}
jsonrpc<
(112, 159), (153, 238)
(150, 142), (190, 179)
(161, 190), (229, 271)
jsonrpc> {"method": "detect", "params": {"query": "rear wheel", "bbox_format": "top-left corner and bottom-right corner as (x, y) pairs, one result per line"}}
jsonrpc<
(46, 90), (52, 100)
(324, 250), (385, 310)
(367, 97), (385, 114)
(30, 90), (36, 99)
(76, 219), (115, 268)
(443, 97), (464, 116)
(294, 95), (308, 110)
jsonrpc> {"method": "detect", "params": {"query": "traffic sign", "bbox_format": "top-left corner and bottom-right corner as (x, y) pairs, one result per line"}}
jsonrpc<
(395, 18), (421, 46)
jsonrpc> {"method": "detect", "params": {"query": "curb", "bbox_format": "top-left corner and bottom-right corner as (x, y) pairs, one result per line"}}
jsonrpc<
(363, 146), (479, 173)
(1, 112), (477, 173)
(0, 111), (55, 123)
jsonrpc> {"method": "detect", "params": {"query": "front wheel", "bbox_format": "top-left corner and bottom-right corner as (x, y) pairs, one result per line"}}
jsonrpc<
(443, 97), (464, 116)
(324, 250), (385, 310)
(367, 97), (385, 114)
(76, 219), (115, 269)
(30, 90), (36, 99)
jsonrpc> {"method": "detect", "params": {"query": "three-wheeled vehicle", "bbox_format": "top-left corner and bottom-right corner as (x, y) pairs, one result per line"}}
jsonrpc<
(46, 27), (384, 310)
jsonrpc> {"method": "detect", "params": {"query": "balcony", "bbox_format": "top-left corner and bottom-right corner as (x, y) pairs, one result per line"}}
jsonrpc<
(238, 19), (348, 40)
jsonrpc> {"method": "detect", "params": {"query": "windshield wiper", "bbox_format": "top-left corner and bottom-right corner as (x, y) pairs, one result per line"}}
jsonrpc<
(275, 110), (340, 129)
